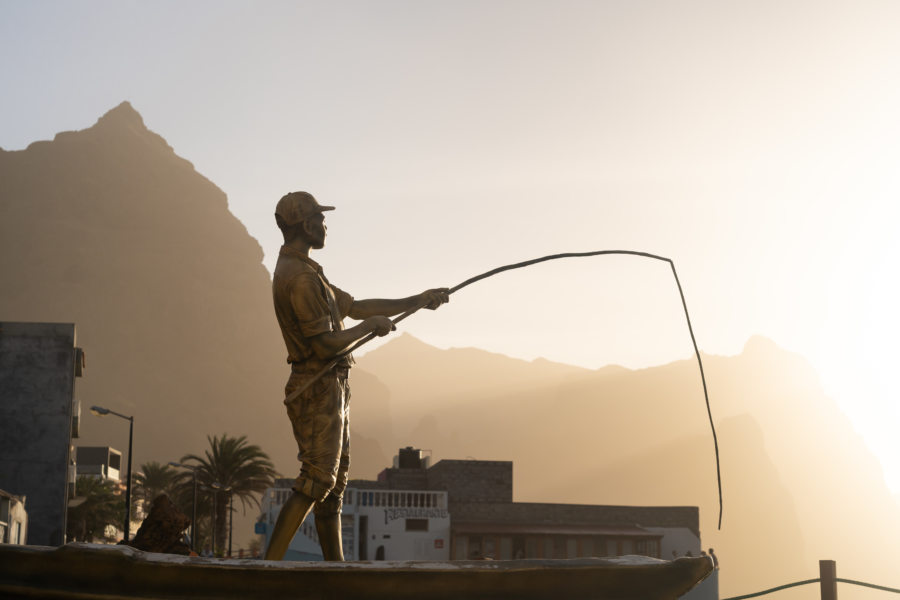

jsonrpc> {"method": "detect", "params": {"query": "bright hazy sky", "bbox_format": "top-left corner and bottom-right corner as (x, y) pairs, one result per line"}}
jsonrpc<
(2, 1), (899, 493)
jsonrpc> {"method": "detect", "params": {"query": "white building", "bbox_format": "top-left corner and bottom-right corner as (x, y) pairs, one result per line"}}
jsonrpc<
(0, 489), (28, 545)
(344, 486), (450, 561)
(74, 447), (122, 482)
(258, 445), (718, 600)
(257, 480), (451, 561)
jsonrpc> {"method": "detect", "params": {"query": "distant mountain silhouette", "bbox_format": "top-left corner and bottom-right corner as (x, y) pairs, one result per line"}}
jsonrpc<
(0, 102), (389, 546)
(357, 332), (618, 434)
(353, 334), (899, 597)
(573, 416), (810, 595)
(4, 105), (895, 594)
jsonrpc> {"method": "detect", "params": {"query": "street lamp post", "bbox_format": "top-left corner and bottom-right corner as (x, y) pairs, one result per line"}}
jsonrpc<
(168, 462), (198, 554)
(90, 405), (134, 542)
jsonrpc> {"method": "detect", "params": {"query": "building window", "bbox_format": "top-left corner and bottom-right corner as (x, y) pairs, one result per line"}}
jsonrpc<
(483, 537), (496, 559)
(512, 536), (526, 559)
(453, 536), (467, 560)
(614, 539), (632, 556)
(635, 539), (660, 558)
(405, 518), (428, 532)
(499, 536), (513, 560)
(468, 535), (482, 559)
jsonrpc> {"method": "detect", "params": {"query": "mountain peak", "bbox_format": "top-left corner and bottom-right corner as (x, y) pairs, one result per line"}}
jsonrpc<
(43, 101), (152, 148)
(39, 101), (182, 163)
(94, 100), (146, 131)
(742, 335), (781, 355)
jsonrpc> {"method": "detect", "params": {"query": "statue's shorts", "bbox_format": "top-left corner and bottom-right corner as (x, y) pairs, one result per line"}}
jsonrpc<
(284, 365), (350, 516)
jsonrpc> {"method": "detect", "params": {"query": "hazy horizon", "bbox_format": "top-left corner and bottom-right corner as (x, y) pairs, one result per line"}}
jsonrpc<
(2, 92), (898, 597)
(3, 0), (898, 496)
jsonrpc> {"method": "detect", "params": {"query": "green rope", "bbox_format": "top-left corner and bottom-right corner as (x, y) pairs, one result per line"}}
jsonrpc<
(722, 579), (821, 600)
(837, 578), (900, 594)
(724, 577), (900, 599)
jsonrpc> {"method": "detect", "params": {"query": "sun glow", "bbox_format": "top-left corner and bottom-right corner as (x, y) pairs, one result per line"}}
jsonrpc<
(818, 210), (900, 493)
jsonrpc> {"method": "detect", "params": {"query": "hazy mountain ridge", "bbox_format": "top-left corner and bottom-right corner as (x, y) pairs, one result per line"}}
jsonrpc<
(585, 415), (812, 594)
(356, 332), (616, 433)
(0, 102), (285, 456)
(3, 105), (895, 595)
(0, 103), (384, 546)
(352, 333), (899, 597)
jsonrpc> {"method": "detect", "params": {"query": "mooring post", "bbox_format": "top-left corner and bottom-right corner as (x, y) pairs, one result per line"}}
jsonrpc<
(819, 560), (837, 600)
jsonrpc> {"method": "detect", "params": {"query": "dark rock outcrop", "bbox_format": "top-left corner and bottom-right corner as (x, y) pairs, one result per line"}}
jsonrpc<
(123, 494), (191, 555)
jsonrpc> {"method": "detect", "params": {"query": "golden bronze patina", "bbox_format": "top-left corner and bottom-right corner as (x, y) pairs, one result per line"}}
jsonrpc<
(267, 191), (448, 561)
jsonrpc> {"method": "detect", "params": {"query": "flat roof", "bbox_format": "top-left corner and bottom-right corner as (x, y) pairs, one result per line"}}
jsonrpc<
(451, 522), (662, 537)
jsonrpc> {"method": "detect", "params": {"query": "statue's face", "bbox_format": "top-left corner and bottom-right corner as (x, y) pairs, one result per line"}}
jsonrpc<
(302, 213), (327, 249)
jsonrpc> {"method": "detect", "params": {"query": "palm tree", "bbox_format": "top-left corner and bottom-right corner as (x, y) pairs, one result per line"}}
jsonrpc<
(67, 475), (124, 542)
(181, 434), (277, 556)
(133, 461), (180, 518)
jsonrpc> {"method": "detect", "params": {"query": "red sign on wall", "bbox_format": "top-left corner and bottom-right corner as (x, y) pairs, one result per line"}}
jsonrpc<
(434, 539), (444, 549)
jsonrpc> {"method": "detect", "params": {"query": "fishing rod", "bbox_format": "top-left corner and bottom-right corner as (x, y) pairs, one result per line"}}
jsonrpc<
(283, 250), (723, 529)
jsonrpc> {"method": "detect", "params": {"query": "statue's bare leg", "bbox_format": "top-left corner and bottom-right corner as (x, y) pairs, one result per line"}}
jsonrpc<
(314, 513), (344, 561)
(264, 490), (315, 560)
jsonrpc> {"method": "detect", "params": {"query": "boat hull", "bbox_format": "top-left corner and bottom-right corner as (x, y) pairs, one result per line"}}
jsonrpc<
(0, 543), (712, 600)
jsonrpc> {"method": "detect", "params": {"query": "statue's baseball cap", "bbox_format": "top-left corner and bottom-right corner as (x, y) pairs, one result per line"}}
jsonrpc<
(275, 191), (335, 226)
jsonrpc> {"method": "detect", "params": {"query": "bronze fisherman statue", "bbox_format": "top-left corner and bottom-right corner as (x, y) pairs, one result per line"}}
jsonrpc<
(265, 191), (449, 561)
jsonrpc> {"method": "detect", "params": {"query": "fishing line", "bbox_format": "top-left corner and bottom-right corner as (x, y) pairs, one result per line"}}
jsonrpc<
(285, 250), (724, 530)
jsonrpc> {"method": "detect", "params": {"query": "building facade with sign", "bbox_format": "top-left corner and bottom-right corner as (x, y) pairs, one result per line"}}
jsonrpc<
(342, 486), (450, 561)
(258, 447), (702, 564)
(257, 479), (450, 561)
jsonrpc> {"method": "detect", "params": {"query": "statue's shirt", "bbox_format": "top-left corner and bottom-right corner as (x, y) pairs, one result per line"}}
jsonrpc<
(273, 246), (354, 368)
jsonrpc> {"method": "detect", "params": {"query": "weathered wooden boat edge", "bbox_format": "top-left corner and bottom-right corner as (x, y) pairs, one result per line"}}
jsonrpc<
(0, 543), (713, 600)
